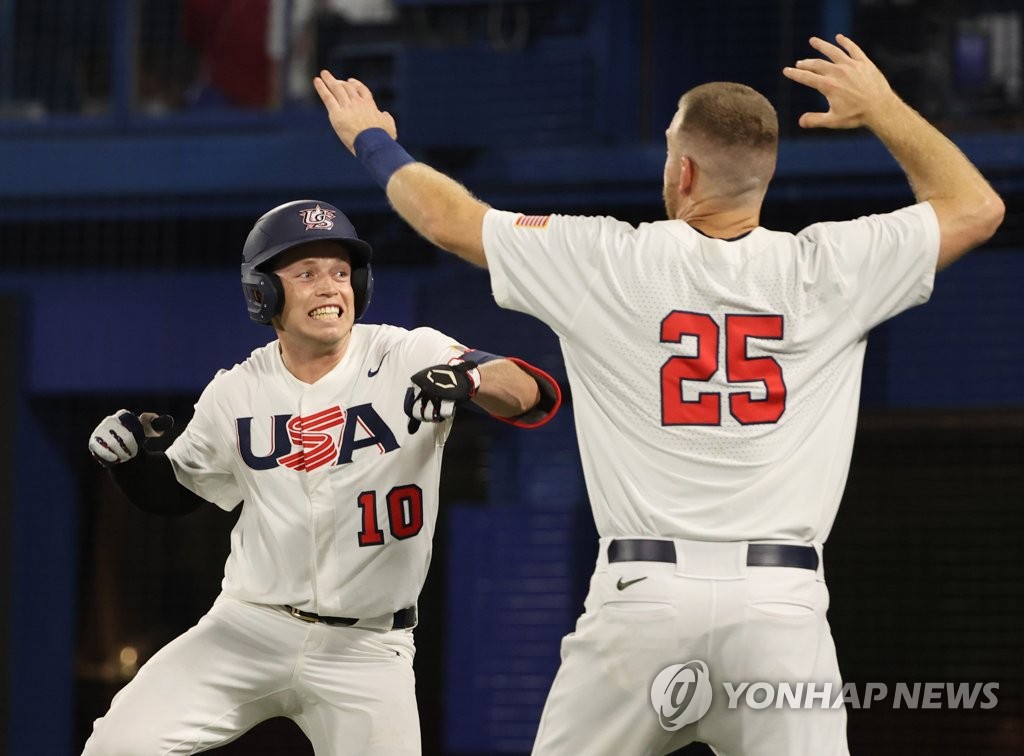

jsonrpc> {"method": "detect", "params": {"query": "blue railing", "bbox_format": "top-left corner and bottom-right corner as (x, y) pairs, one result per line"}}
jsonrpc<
(0, 0), (1020, 221)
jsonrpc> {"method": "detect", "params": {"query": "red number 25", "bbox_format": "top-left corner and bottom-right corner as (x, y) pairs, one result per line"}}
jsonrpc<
(660, 312), (786, 426)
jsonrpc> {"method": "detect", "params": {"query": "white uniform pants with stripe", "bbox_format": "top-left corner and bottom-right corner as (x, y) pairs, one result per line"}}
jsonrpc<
(531, 538), (850, 756)
(81, 593), (420, 756)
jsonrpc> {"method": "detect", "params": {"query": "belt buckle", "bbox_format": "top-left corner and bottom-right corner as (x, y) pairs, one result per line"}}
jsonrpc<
(289, 606), (319, 623)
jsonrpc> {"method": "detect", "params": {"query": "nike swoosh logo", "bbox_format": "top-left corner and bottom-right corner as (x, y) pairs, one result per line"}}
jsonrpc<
(616, 576), (648, 591)
(367, 350), (391, 378)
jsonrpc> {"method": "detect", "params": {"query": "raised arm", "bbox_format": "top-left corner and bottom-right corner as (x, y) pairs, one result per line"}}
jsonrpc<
(313, 71), (490, 267)
(783, 34), (1004, 270)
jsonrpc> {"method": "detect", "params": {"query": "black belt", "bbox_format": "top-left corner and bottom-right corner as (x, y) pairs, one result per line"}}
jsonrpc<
(607, 539), (819, 571)
(285, 605), (417, 629)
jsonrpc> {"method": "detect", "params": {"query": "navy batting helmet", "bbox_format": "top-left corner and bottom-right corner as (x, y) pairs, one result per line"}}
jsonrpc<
(241, 199), (374, 325)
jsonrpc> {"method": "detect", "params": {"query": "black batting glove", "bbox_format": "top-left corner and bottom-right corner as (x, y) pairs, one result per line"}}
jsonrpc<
(404, 361), (481, 434)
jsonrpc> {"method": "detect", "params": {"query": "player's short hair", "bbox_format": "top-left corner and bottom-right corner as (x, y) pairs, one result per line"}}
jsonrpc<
(676, 82), (778, 151)
(670, 82), (778, 199)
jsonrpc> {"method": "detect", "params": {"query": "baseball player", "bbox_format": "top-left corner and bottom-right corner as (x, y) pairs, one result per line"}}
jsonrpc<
(82, 199), (561, 755)
(314, 34), (1003, 755)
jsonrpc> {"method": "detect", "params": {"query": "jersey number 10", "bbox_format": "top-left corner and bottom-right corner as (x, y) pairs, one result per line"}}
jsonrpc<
(660, 311), (786, 426)
(356, 485), (424, 546)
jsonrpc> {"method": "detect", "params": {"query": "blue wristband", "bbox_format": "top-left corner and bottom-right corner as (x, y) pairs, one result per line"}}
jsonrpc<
(353, 128), (415, 189)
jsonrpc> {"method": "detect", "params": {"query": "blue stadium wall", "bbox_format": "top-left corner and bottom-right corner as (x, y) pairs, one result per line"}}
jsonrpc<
(4, 248), (1023, 754)
(2, 0), (1023, 754)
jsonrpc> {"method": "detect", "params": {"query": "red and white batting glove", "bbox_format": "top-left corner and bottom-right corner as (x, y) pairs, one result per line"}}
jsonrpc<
(404, 361), (481, 434)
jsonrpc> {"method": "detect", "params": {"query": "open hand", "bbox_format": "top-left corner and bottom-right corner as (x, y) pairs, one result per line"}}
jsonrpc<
(314, 72), (397, 154)
(782, 34), (898, 131)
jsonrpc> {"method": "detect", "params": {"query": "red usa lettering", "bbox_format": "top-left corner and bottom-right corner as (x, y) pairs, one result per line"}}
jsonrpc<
(236, 404), (400, 471)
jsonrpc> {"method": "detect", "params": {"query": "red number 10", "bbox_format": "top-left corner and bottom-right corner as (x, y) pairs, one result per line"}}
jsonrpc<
(660, 312), (786, 426)
(356, 485), (424, 546)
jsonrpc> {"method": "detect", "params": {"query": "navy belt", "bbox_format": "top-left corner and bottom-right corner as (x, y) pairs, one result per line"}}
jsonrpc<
(607, 539), (819, 571)
(285, 605), (417, 629)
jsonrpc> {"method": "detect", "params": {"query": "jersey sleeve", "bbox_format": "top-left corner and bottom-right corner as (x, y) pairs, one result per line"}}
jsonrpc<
(483, 208), (633, 335)
(165, 373), (244, 512)
(814, 202), (940, 332)
(398, 326), (472, 368)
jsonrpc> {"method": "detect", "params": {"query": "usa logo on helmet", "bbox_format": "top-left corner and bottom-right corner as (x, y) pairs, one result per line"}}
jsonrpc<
(299, 204), (336, 230)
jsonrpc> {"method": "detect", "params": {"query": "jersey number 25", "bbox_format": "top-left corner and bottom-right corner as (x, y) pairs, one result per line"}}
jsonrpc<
(660, 311), (786, 426)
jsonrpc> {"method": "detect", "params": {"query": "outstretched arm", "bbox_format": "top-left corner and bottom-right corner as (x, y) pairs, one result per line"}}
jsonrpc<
(783, 34), (1004, 270)
(313, 71), (490, 267)
(473, 358), (542, 417)
(404, 355), (561, 433)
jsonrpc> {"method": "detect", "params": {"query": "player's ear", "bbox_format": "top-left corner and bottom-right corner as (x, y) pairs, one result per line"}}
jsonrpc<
(678, 155), (696, 195)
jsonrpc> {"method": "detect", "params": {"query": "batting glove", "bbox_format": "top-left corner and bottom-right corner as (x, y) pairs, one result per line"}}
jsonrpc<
(404, 361), (481, 434)
(88, 410), (175, 467)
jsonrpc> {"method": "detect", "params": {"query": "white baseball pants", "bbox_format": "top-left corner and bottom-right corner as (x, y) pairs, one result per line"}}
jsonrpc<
(531, 537), (850, 756)
(81, 593), (420, 755)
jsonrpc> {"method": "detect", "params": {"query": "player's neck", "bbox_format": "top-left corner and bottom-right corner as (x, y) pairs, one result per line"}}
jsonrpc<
(278, 338), (350, 384)
(678, 200), (760, 239)
(682, 213), (760, 240)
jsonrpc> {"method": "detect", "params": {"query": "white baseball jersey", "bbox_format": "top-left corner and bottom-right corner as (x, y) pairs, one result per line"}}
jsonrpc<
(483, 203), (939, 543)
(165, 323), (469, 618)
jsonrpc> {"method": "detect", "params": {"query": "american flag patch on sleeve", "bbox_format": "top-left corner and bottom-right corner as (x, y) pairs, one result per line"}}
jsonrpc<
(514, 214), (551, 229)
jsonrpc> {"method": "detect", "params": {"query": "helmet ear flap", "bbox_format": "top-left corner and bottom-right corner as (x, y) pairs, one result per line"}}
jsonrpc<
(244, 265), (370, 324)
(352, 264), (374, 320)
(241, 268), (284, 325)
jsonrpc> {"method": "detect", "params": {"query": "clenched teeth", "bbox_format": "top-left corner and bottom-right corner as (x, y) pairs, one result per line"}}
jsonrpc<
(310, 305), (341, 319)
